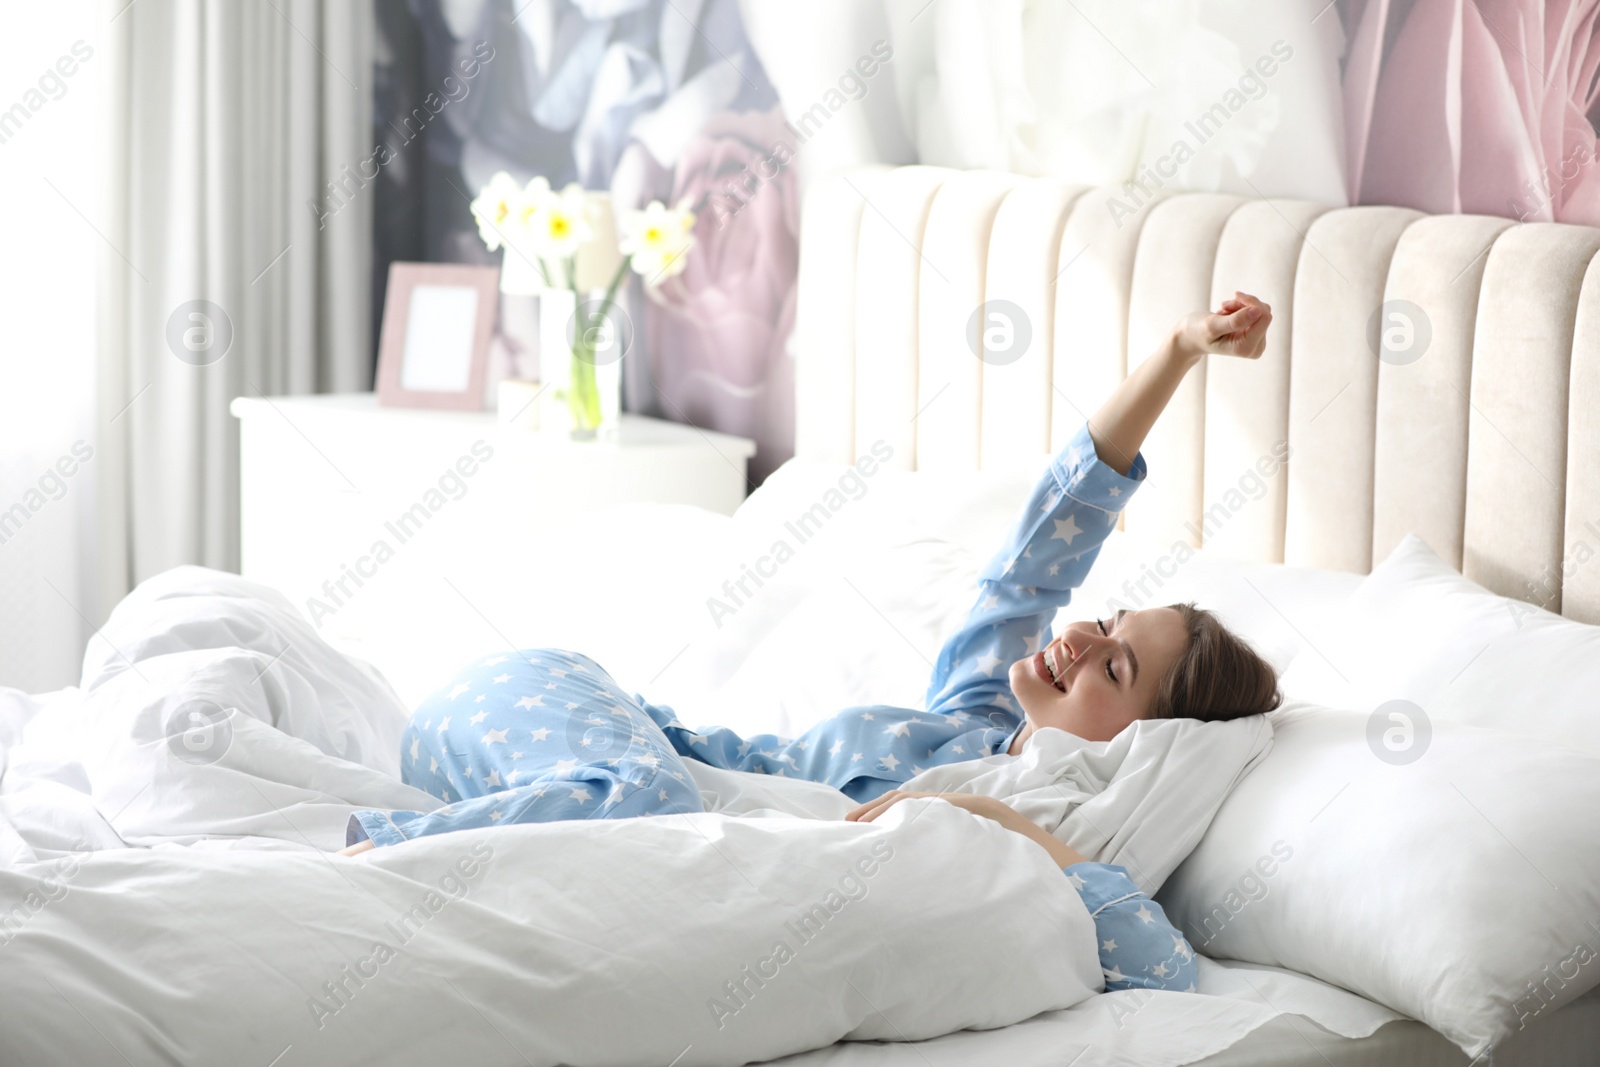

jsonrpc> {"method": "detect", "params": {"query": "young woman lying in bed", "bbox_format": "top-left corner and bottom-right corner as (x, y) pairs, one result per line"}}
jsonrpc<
(342, 292), (1281, 994)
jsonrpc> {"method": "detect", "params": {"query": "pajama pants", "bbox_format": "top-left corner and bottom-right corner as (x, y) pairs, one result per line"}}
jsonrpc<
(347, 649), (704, 848)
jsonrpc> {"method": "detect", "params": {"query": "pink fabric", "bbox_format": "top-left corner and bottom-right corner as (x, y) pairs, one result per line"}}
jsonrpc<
(634, 108), (799, 483)
(1347, 0), (1600, 224)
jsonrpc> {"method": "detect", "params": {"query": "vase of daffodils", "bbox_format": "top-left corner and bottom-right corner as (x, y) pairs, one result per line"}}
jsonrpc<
(470, 173), (695, 438)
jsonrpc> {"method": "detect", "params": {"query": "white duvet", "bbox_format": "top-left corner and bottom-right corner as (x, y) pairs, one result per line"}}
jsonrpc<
(0, 519), (1397, 1067)
(0, 564), (1293, 1067)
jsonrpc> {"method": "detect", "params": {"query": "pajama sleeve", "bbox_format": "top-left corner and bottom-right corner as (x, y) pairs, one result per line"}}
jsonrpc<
(924, 422), (1147, 723)
(1065, 862), (1197, 993)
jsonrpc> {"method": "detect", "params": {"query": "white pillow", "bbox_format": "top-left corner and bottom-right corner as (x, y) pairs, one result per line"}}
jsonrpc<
(1158, 700), (1600, 1058)
(660, 456), (1365, 735)
(640, 453), (1054, 735)
(1279, 534), (1600, 757)
(1068, 532), (1364, 675)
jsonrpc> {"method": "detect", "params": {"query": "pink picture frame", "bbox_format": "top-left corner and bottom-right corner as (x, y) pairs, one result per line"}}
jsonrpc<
(375, 262), (500, 410)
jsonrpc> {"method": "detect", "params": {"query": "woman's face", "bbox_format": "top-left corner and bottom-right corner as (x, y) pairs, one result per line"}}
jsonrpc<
(1008, 607), (1189, 743)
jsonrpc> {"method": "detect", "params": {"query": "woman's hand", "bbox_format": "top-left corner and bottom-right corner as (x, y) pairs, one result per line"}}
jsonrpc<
(846, 789), (1011, 825)
(845, 790), (1088, 869)
(1174, 291), (1272, 362)
(339, 840), (376, 857)
(1087, 289), (1272, 474)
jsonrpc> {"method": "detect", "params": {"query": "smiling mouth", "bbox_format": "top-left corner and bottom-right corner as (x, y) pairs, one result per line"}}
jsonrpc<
(1033, 646), (1068, 692)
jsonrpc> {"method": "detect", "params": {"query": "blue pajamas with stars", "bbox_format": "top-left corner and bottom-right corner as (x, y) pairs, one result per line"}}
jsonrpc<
(1069, 863), (1196, 992)
(346, 649), (704, 849)
(347, 424), (1196, 992)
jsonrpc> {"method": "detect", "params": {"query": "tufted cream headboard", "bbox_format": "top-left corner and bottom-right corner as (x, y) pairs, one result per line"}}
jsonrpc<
(793, 166), (1600, 623)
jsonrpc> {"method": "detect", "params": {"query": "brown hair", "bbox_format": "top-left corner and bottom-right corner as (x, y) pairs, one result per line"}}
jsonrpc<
(1151, 603), (1281, 722)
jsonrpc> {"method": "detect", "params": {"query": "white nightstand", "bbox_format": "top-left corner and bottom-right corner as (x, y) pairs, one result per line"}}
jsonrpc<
(230, 393), (754, 650)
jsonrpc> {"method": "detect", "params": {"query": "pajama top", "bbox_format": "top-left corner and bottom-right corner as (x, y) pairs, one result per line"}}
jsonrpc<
(646, 421), (1146, 802)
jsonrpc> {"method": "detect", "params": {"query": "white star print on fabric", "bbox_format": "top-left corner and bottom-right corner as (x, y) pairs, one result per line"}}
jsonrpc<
(483, 728), (508, 746)
(470, 711), (489, 725)
(489, 809), (503, 821)
(554, 758), (579, 774)
(1136, 905), (1154, 924)
(879, 754), (900, 771)
(976, 652), (1003, 676)
(483, 770), (501, 788)
(436, 717), (450, 732)
(830, 740), (844, 756)
(515, 695), (544, 710)
(530, 727), (550, 742)
(410, 738), (420, 761)
(1102, 939), (1117, 952)
(884, 721), (911, 738)
(492, 673), (511, 684)
(568, 786), (592, 803)
(482, 656), (507, 666)
(448, 683), (470, 699)
(1051, 515), (1083, 544)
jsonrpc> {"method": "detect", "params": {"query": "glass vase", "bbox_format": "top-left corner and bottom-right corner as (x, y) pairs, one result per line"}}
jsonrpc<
(538, 287), (627, 440)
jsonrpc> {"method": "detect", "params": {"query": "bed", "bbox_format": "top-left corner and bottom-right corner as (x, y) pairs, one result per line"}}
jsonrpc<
(2, 166), (1598, 1066)
(782, 165), (1600, 1065)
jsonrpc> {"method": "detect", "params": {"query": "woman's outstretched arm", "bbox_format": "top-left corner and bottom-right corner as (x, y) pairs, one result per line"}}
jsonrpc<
(921, 292), (1273, 728)
(1087, 291), (1272, 475)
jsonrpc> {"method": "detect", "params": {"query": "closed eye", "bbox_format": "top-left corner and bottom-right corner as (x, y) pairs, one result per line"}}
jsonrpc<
(1097, 619), (1119, 683)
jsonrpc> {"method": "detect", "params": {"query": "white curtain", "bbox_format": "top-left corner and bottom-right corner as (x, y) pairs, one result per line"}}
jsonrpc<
(0, 5), (102, 692)
(96, 0), (373, 633)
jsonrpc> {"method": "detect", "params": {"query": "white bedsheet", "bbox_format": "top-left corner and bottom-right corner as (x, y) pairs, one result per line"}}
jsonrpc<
(0, 534), (1393, 1066)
